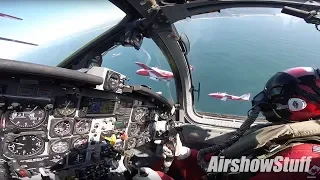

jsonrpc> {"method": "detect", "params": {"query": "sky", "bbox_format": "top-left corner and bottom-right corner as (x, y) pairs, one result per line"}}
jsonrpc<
(0, 1), (304, 67)
(0, 0), (126, 60)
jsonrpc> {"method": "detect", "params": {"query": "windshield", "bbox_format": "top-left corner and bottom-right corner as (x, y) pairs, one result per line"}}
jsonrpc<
(0, 1), (177, 104)
(102, 40), (177, 104)
(0, 0), (125, 66)
(175, 8), (320, 116)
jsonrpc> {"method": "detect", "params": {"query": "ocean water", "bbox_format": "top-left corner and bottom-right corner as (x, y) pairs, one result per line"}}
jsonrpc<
(104, 15), (320, 116)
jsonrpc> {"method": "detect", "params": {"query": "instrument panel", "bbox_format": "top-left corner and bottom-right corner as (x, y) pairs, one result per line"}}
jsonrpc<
(0, 65), (175, 180)
(0, 89), (171, 180)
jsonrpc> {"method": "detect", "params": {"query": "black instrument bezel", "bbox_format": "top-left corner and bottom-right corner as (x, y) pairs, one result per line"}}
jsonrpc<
(3, 96), (50, 131)
(2, 131), (47, 159)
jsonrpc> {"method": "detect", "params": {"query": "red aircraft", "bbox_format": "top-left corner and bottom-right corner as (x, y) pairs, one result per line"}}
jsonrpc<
(135, 62), (194, 81)
(208, 92), (251, 101)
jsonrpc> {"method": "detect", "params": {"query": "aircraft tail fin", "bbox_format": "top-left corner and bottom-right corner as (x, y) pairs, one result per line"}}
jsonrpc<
(240, 93), (251, 101)
(221, 97), (227, 101)
(135, 62), (153, 70)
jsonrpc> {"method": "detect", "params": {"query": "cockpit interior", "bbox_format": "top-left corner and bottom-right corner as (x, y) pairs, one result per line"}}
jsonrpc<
(1, 0), (320, 180)
(0, 59), (178, 180)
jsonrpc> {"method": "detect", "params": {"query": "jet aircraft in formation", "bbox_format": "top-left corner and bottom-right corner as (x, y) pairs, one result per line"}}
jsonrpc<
(135, 62), (194, 81)
(208, 92), (251, 101)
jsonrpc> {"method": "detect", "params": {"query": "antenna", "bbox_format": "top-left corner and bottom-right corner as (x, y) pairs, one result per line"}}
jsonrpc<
(193, 81), (201, 102)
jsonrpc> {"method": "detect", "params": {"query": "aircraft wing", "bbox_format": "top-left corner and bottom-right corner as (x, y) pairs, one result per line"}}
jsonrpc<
(135, 62), (165, 77)
(135, 62), (153, 70)
(0, 13), (22, 20)
(221, 97), (227, 101)
(0, 37), (38, 46)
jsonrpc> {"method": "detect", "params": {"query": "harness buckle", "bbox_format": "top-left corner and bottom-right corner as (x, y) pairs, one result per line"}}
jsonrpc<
(264, 142), (281, 153)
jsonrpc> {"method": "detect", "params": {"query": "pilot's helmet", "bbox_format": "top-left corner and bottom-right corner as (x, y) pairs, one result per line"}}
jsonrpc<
(252, 67), (320, 122)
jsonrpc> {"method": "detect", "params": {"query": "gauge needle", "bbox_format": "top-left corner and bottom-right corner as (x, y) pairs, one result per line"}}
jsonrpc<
(14, 142), (25, 146)
(64, 101), (71, 113)
(30, 106), (38, 113)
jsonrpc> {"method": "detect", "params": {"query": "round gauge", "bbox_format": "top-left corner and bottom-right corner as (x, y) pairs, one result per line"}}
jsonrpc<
(55, 98), (76, 117)
(128, 123), (140, 137)
(51, 140), (69, 154)
(8, 103), (46, 128)
(127, 138), (136, 149)
(133, 108), (146, 121)
(107, 73), (120, 91)
(133, 108), (147, 123)
(53, 120), (72, 136)
(75, 119), (91, 134)
(7, 135), (45, 156)
(73, 137), (88, 150)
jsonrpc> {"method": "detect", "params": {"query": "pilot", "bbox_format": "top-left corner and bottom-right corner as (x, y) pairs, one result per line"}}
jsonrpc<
(133, 67), (320, 180)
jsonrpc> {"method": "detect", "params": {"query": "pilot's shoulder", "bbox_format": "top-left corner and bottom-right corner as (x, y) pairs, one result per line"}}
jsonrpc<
(277, 143), (320, 158)
(251, 143), (320, 180)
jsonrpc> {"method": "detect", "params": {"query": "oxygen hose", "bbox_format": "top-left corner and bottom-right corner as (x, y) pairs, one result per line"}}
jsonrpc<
(197, 106), (261, 171)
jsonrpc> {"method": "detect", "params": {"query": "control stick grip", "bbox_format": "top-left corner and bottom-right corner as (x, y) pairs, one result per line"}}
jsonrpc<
(281, 6), (310, 18)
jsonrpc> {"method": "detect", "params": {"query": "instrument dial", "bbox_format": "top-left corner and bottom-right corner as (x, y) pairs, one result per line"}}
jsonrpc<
(51, 140), (69, 154)
(53, 120), (72, 136)
(8, 103), (46, 128)
(133, 108), (148, 124)
(73, 137), (88, 150)
(75, 119), (91, 134)
(56, 98), (76, 117)
(7, 135), (45, 156)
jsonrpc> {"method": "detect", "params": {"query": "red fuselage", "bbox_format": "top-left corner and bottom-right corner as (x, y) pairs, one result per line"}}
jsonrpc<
(208, 93), (249, 101)
(136, 68), (173, 79)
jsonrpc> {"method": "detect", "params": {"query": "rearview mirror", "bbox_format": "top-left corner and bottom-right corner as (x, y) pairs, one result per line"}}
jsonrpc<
(178, 33), (190, 55)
